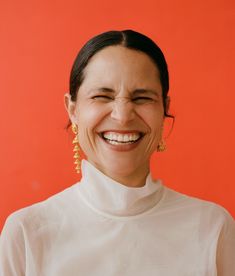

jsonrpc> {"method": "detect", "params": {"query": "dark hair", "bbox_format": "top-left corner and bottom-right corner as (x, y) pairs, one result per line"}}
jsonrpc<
(69, 30), (174, 125)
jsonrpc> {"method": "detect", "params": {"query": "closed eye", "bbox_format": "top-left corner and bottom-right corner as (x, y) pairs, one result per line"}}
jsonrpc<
(132, 97), (154, 103)
(92, 95), (114, 101)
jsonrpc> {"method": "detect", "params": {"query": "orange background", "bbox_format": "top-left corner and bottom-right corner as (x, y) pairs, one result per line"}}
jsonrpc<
(0, 0), (234, 230)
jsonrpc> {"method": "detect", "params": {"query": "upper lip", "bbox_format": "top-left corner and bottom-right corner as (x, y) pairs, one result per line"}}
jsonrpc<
(98, 130), (145, 134)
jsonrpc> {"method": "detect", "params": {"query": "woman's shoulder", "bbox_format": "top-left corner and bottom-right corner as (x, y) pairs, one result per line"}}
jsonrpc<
(162, 185), (235, 226)
(0, 183), (80, 272)
(1, 182), (80, 236)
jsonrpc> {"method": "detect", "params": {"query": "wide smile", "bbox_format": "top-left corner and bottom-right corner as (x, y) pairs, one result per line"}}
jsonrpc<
(98, 131), (144, 150)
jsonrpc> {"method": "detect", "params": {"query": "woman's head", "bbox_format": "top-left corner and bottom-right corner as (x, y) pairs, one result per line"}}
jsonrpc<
(65, 30), (172, 186)
(69, 30), (170, 118)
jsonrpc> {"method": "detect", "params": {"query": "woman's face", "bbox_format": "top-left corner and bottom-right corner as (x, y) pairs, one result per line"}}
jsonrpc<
(65, 46), (165, 186)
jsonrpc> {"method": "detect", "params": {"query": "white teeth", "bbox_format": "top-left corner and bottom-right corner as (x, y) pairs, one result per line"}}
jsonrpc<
(109, 140), (120, 145)
(123, 134), (129, 142)
(102, 132), (141, 143)
(108, 140), (132, 145)
(113, 134), (118, 141)
(117, 135), (123, 142)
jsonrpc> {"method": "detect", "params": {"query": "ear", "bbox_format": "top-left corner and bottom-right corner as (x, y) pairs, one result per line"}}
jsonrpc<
(64, 93), (77, 123)
(165, 96), (170, 114)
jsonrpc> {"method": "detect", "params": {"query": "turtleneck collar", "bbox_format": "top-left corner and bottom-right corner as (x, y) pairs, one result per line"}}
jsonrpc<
(77, 160), (165, 218)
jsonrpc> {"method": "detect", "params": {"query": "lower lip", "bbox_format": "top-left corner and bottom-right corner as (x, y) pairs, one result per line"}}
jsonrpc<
(99, 136), (143, 152)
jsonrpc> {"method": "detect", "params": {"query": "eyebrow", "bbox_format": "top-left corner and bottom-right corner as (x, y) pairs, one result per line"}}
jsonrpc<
(90, 87), (161, 96)
(132, 88), (160, 96)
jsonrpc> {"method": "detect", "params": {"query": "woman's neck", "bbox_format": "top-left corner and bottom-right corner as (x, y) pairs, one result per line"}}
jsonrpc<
(87, 159), (150, 188)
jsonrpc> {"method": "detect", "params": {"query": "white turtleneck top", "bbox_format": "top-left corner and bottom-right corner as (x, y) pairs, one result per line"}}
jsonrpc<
(0, 160), (235, 276)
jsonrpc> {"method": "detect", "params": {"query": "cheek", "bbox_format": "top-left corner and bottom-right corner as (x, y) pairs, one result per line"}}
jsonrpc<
(76, 102), (109, 133)
(139, 105), (164, 131)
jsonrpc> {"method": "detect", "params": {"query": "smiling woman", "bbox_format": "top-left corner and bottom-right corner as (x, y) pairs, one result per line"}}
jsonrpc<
(65, 44), (166, 187)
(0, 30), (235, 276)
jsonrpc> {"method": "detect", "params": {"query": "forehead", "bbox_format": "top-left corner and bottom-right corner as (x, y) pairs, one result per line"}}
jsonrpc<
(82, 46), (161, 88)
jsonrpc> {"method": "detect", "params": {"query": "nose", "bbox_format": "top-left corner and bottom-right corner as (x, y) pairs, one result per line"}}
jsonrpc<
(110, 97), (135, 125)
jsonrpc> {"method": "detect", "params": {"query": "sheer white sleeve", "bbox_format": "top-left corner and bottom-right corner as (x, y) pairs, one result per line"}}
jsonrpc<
(216, 209), (235, 276)
(0, 214), (26, 276)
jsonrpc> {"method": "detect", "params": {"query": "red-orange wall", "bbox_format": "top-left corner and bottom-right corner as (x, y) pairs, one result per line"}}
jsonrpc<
(1, 0), (235, 230)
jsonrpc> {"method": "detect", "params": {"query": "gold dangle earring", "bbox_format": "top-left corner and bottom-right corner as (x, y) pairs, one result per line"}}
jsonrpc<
(71, 123), (81, 173)
(157, 125), (166, 152)
(157, 139), (166, 152)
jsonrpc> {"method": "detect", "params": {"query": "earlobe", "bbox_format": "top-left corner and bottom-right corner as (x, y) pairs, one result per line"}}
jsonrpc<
(64, 93), (76, 122)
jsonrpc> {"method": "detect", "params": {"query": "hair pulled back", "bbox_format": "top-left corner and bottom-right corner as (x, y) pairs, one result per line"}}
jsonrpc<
(69, 30), (173, 119)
